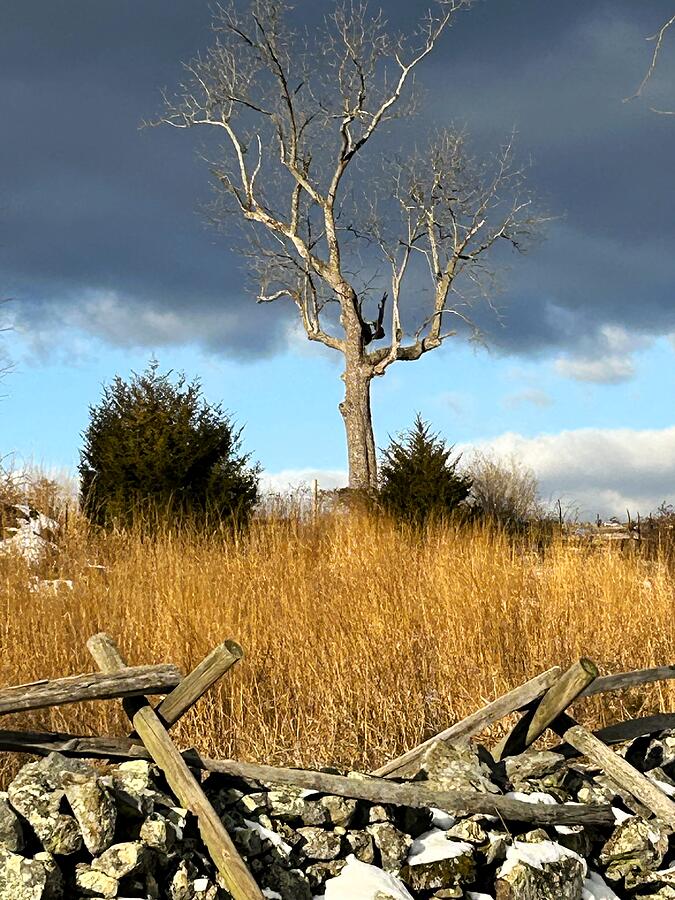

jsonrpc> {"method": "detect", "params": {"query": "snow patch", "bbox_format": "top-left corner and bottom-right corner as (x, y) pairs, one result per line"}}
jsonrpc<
(406, 829), (473, 866)
(505, 791), (558, 805)
(611, 806), (633, 824)
(582, 869), (621, 899)
(323, 855), (414, 899)
(499, 840), (587, 879)
(429, 808), (455, 830)
(240, 819), (292, 856)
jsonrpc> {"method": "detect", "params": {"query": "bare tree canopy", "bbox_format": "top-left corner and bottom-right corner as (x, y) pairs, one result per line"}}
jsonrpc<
(159, 0), (545, 490)
(626, 12), (675, 114)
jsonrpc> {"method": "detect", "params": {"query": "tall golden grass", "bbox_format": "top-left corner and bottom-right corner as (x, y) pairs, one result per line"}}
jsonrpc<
(1, 513), (674, 784)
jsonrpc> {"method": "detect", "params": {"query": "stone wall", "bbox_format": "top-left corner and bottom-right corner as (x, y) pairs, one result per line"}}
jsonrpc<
(3, 731), (675, 899)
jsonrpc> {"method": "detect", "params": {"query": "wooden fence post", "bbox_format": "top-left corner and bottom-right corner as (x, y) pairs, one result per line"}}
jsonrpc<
(155, 640), (243, 728)
(493, 658), (598, 760)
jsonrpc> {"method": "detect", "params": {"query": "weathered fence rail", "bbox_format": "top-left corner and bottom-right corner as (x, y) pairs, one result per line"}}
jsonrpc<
(0, 664), (182, 714)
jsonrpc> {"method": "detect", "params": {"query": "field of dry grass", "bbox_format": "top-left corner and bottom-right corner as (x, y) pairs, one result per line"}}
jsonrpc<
(1, 512), (674, 784)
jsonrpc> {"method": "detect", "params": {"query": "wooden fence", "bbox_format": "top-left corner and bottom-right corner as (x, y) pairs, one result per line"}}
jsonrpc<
(3, 636), (675, 898)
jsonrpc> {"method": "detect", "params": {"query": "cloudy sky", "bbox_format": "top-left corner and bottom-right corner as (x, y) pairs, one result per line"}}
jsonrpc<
(1, 0), (674, 517)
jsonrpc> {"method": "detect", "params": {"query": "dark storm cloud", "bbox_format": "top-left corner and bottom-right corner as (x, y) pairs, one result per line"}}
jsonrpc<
(1, 0), (674, 361)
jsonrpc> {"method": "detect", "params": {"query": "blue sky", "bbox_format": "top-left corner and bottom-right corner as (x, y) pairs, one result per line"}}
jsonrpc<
(2, 0), (675, 516)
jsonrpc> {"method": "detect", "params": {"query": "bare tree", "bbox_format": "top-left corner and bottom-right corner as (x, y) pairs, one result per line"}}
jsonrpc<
(466, 450), (541, 525)
(626, 12), (675, 114)
(159, 0), (543, 490)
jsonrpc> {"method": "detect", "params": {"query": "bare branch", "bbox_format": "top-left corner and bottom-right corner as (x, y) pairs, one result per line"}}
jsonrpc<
(625, 13), (675, 114)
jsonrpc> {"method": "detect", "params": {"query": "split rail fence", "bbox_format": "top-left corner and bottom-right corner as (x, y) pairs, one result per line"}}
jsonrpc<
(2, 636), (675, 899)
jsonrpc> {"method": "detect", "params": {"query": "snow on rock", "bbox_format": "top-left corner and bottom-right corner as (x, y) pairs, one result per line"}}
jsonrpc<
(497, 839), (587, 900)
(611, 806), (633, 824)
(582, 869), (621, 899)
(499, 839), (587, 878)
(504, 790), (558, 805)
(406, 828), (473, 866)
(323, 855), (414, 899)
(0, 505), (59, 567)
(240, 819), (292, 856)
(429, 807), (455, 830)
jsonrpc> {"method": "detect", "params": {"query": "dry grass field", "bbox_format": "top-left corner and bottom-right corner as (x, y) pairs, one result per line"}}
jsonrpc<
(1, 512), (674, 784)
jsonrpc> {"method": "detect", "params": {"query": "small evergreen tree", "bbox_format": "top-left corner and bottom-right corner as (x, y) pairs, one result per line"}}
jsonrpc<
(378, 415), (472, 525)
(79, 361), (259, 527)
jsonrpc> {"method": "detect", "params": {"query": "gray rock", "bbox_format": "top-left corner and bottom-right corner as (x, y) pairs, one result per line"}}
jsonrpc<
(392, 806), (433, 838)
(320, 796), (358, 828)
(367, 822), (412, 872)
(233, 826), (264, 858)
(368, 804), (390, 824)
(62, 774), (116, 855)
(485, 830), (509, 865)
(644, 731), (675, 770)
(266, 789), (329, 826)
(446, 817), (489, 846)
(495, 840), (586, 899)
(626, 865), (675, 894)
(518, 828), (550, 843)
(169, 860), (196, 900)
(33, 852), (64, 900)
(401, 830), (476, 893)
(144, 871), (161, 900)
(92, 841), (147, 880)
(261, 864), (312, 900)
(345, 830), (375, 863)
(0, 791), (23, 851)
(505, 751), (566, 786)
(100, 760), (169, 818)
(305, 859), (347, 890)
(7, 755), (85, 855)
(555, 823), (592, 858)
(74, 862), (119, 898)
(140, 811), (181, 855)
(576, 780), (615, 806)
(240, 792), (268, 816)
(297, 826), (342, 860)
(0, 846), (49, 900)
(400, 740), (500, 795)
(599, 818), (668, 882)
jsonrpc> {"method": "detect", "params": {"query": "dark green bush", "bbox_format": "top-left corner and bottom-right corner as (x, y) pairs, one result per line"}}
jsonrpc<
(378, 414), (472, 525)
(79, 361), (259, 528)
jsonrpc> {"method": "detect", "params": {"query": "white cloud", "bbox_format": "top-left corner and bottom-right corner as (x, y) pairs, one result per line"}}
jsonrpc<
(553, 325), (651, 384)
(554, 355), (634, 384)
(262, 425), (675, 519)
(460, 426), (675, 518)
(503, 388), (553, 409)
(260, 468), (347, 493)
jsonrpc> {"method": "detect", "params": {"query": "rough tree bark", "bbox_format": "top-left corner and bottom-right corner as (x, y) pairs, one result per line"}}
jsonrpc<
(158, 1), (543, 489)
(341, 362), (376, 491)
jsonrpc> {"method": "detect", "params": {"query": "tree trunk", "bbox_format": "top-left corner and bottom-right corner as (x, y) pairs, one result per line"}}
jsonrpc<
(340, 363), (377, 491)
